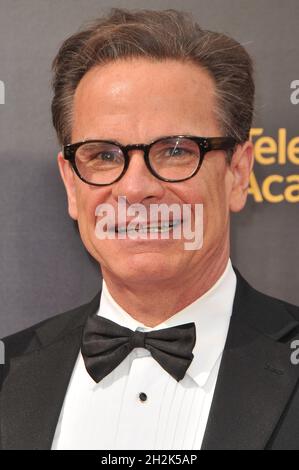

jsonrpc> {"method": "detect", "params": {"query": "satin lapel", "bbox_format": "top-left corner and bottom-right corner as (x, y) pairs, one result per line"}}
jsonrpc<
(201, 272), (299, 450)
(0, 292), (101, 450)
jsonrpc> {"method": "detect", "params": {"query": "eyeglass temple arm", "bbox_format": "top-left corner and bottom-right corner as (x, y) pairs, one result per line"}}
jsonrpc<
(205, 137), (237, 151)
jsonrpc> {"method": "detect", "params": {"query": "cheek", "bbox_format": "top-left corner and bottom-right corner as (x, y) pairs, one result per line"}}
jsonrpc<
(182, 165), (230, 232)
(174, 169), (220, 207)
(75, 186), (107, 232)
(203, 160), (230, 202)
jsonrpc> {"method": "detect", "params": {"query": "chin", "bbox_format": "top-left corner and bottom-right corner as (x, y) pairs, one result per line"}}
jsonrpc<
(106, 254), (179, 283)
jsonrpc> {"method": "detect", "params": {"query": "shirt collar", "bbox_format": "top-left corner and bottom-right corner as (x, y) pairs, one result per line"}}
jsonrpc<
(97, 259), (236, 388)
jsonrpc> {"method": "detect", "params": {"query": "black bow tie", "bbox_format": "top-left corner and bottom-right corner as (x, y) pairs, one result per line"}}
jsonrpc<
(81, 315), (196, 382)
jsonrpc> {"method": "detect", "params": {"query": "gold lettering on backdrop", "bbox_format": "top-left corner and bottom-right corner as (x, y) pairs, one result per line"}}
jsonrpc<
(248, 128), (299, 203)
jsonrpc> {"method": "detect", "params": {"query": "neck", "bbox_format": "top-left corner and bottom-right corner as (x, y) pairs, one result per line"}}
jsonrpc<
(102, 249), (230, 328)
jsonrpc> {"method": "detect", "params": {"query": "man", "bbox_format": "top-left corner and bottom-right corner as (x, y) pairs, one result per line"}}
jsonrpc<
(1, 8), (299, 450)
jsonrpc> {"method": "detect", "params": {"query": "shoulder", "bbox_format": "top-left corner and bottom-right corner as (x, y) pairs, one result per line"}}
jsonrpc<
(237, 268), (299, 315)
(233, 267), (299, 337)
(1, 291), (101, 360)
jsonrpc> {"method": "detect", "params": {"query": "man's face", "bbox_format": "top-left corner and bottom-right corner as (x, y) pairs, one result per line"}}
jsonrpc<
(58, 58), (253, 287)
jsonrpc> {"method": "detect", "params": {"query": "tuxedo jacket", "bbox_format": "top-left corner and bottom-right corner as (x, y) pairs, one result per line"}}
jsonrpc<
(1, 269), (299, 450)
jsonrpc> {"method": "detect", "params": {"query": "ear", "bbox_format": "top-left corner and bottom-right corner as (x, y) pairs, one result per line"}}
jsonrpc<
(228, 141), (254, 212)
(57, 151), (78, 220)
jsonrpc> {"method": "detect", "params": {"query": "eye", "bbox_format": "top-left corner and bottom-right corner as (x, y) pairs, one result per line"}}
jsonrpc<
(96, 151), (119, 161)
(151, 138), (199, 161)
(76, 142), (124, 164)
(164, 146), (191, 157)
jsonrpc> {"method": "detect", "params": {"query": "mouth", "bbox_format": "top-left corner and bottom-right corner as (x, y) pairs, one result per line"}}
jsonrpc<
(114, 219), (182, 235)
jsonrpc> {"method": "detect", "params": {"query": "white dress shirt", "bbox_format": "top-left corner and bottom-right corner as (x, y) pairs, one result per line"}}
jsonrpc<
(52, 259), (236, 450)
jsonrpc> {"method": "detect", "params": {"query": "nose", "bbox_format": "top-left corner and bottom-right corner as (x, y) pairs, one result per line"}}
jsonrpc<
(111, 149), (165, 205)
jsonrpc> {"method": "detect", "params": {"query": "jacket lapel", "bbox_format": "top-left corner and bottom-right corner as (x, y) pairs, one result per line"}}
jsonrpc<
(202, 271), (299, 450)
(0, 293), (101, 450)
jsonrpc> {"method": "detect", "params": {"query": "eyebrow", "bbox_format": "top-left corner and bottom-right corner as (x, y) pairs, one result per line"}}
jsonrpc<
(79, 134), (190, 145)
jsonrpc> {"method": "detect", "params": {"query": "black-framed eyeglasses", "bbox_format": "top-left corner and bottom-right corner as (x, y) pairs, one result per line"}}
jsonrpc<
(63, 135), (237, 186)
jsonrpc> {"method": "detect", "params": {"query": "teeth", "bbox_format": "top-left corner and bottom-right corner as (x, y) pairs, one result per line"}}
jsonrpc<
(117, 220), (181, 234)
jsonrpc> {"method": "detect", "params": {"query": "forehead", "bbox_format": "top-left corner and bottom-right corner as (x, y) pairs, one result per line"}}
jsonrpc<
(72, 58), (219, 142)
